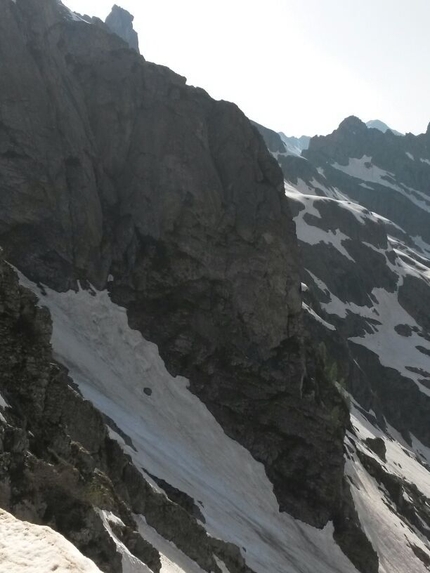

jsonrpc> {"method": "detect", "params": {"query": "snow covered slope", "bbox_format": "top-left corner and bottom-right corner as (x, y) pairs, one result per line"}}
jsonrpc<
(346, 405), (430, 573)
(18, 273), (358, 573)
(0, 509), (102, 572)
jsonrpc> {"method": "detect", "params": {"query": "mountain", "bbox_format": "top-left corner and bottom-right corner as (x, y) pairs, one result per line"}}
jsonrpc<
(256, 116), (430, 573)
(279, 132), (311, 156)
(0, 2), (372, 573)
(2, 1), (430, 572)
(252, 122), (310, 157)
(366, 119), (403, 136)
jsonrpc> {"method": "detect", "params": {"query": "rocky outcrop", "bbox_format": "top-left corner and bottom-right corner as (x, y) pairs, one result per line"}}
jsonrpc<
(105, 5), (139, 52)
(0, 259), (158, 572)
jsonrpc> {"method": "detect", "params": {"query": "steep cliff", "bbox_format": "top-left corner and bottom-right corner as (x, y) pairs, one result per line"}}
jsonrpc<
(0, 1), (360, 571)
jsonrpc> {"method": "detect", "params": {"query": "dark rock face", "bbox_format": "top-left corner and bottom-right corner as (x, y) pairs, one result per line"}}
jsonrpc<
(350, 343), (430, 447)
(0, 0), (348, 542)
(251, 121), (286, 154)
(105, 5), (140, 52)
(364, 437), (387, 462)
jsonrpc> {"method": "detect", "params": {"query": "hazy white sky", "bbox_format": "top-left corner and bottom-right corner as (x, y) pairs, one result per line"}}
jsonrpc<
(63, 0), (430, 137)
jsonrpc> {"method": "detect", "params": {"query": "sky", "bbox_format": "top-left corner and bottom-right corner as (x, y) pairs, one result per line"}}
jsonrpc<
(63, 0), (430, 137)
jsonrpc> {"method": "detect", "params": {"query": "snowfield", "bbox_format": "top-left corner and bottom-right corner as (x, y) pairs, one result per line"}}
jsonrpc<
(19, 273), (358, 573)
(0, 509), (102, 572)
(346, 405), (430, 573)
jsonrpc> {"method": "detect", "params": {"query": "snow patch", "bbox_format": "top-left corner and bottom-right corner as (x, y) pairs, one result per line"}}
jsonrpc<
(332, 156), (430, 213)
(302, 302), (335, 331)
(214, 557), (231, 573)
(0, 392), (9, 423)
(285, 188), (356, 261)
(136, 516), (206, 573)
(0, 508), (102, 572)
(346, 407), (430, 573)
(348, 285), (430, 395)
(99, 511), (152, 573)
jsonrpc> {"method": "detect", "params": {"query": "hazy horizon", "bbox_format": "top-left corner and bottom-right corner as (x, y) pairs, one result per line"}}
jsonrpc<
(63, 0), (430, 138)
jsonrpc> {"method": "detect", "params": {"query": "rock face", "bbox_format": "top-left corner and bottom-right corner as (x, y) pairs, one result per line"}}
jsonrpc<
(0, 0), (352, 562)
(105, 5), (139, 52)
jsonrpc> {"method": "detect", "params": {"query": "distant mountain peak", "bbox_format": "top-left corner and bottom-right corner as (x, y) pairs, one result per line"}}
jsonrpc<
(278, 132), (311, 156)
(366, 119), (402, 136)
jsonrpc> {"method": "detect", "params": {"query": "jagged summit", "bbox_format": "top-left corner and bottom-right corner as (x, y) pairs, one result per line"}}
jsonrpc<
(337, 115), (368, 134)
(105, 4), (140, 52)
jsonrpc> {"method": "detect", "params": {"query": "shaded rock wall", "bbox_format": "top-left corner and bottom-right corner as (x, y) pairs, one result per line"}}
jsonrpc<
(0, 0), (349, 532)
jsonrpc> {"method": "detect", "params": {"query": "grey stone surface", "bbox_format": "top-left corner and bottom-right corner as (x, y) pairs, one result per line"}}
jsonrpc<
(105, 5), (140, 52)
